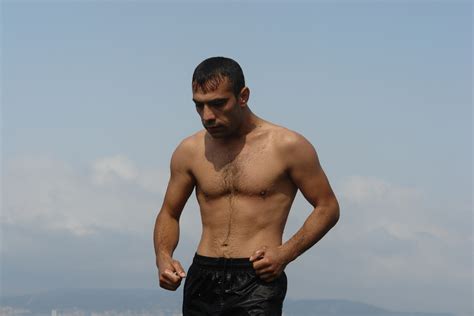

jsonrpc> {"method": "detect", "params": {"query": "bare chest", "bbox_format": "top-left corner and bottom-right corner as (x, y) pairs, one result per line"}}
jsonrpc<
(193, 143), (286, 198)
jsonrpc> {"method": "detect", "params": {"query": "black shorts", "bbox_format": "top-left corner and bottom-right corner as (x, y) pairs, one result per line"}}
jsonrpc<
(182, 253), (287, 316)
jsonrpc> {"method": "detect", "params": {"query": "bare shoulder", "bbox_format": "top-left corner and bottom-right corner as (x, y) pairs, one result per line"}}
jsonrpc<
(267, 124), (316, 157)
(266, 125), (325, 189)
(171, 131), (204, 169)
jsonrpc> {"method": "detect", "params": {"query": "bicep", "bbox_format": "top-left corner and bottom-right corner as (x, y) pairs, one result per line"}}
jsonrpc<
(287, 138), (336, 208)
(160, 146), (196, 219)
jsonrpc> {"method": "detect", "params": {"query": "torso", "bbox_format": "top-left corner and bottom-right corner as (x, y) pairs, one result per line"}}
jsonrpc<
(189, 122), (298, 258)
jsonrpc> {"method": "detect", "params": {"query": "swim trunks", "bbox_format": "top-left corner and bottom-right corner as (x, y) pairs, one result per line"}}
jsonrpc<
(182, 253), (287, 316)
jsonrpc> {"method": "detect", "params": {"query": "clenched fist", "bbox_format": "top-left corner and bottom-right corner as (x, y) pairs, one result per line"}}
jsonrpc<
(156, 255), (186, 291)
(249, 245), (289, 282)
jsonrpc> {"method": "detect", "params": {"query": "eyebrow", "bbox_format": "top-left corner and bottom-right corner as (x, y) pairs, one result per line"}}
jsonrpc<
(192, 98), (228, 104)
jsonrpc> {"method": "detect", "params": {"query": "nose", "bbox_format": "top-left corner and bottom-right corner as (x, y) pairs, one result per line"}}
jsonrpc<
(202, 105), (216, 126)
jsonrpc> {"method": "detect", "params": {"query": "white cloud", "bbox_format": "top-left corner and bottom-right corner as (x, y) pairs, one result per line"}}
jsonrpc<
(2, 154), (170, 238)
(0, 154), (202, 295)
(336, 175), (460, 242)
(91, 155), (169, 195)
(2, 160), (471, 316)
(283, 175), (472, 314)
(339, 175), (423, 206)
(92, 155), (139, 185)
(337, 175), (470, 260)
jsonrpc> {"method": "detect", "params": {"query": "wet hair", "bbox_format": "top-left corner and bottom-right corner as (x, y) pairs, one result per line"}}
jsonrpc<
(192, 57), (245, 97)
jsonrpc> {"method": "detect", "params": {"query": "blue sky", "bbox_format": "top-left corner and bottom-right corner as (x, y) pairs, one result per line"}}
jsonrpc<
(1, 1), (472, 316)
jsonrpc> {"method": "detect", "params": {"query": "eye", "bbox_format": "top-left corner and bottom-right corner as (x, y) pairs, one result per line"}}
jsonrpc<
(194, 102), (204, 109)
(209, 99), (227, 107)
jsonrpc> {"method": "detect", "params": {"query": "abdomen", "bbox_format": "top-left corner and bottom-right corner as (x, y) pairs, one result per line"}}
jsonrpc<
(197, 190), (296, 258)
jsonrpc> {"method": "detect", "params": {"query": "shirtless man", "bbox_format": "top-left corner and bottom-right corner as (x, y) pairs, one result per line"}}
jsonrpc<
(153, 57), (340, 315)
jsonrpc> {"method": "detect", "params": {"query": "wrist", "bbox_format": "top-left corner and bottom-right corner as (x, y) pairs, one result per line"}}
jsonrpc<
(156, 250), (173, 266)
(278, 244), (296, 264)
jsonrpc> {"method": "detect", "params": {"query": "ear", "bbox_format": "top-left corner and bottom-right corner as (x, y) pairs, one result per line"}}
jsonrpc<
(238, 87), (250, 107)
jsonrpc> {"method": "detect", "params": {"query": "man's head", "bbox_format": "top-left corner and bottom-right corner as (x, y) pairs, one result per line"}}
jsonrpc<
(192, 56), (245, 98)
(192, 57), (250, 139)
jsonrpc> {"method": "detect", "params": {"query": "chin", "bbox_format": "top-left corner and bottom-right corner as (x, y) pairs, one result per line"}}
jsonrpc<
(208, 132), (227, 139)
(206, 127), (229, 138)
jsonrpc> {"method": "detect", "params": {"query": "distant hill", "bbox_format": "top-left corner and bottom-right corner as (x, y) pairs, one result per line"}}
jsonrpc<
(284, 299), (455, 316)
(1, 288), (178, 312)
(0, 288), (455, 316)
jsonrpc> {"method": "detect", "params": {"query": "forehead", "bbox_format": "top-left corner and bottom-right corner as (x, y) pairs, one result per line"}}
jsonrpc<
(192, 78), (234, 102)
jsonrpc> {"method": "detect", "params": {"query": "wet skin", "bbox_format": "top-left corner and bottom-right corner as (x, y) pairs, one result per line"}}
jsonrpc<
(154, 79), (340, 290)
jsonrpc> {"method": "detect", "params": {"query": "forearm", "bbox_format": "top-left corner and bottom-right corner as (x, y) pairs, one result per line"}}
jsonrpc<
(153, 210), (180, 264)
(280, 202), (339, 263)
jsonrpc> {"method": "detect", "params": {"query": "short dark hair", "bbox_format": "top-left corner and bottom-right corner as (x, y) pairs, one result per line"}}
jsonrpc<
(192, 57), (245, 97)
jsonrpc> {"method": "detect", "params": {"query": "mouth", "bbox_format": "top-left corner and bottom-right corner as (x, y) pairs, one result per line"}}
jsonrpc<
(206, 125), (222, 131)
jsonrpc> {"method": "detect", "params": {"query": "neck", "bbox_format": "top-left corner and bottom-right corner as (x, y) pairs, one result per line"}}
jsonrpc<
(235, 108), (261, 137)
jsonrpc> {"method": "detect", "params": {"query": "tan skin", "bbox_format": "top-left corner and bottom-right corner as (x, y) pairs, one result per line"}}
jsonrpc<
(154, 78), (340, 291)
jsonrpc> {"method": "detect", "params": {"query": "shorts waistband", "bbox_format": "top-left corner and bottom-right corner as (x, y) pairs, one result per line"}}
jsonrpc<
(193, 253), (254, 270)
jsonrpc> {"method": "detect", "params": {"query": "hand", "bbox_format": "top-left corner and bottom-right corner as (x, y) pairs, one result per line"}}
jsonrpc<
(249, 245), (289, 282)
(156, 255), (186, 291)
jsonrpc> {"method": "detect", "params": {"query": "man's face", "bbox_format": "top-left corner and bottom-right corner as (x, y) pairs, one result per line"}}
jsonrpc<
(192, 79), (244, 139)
